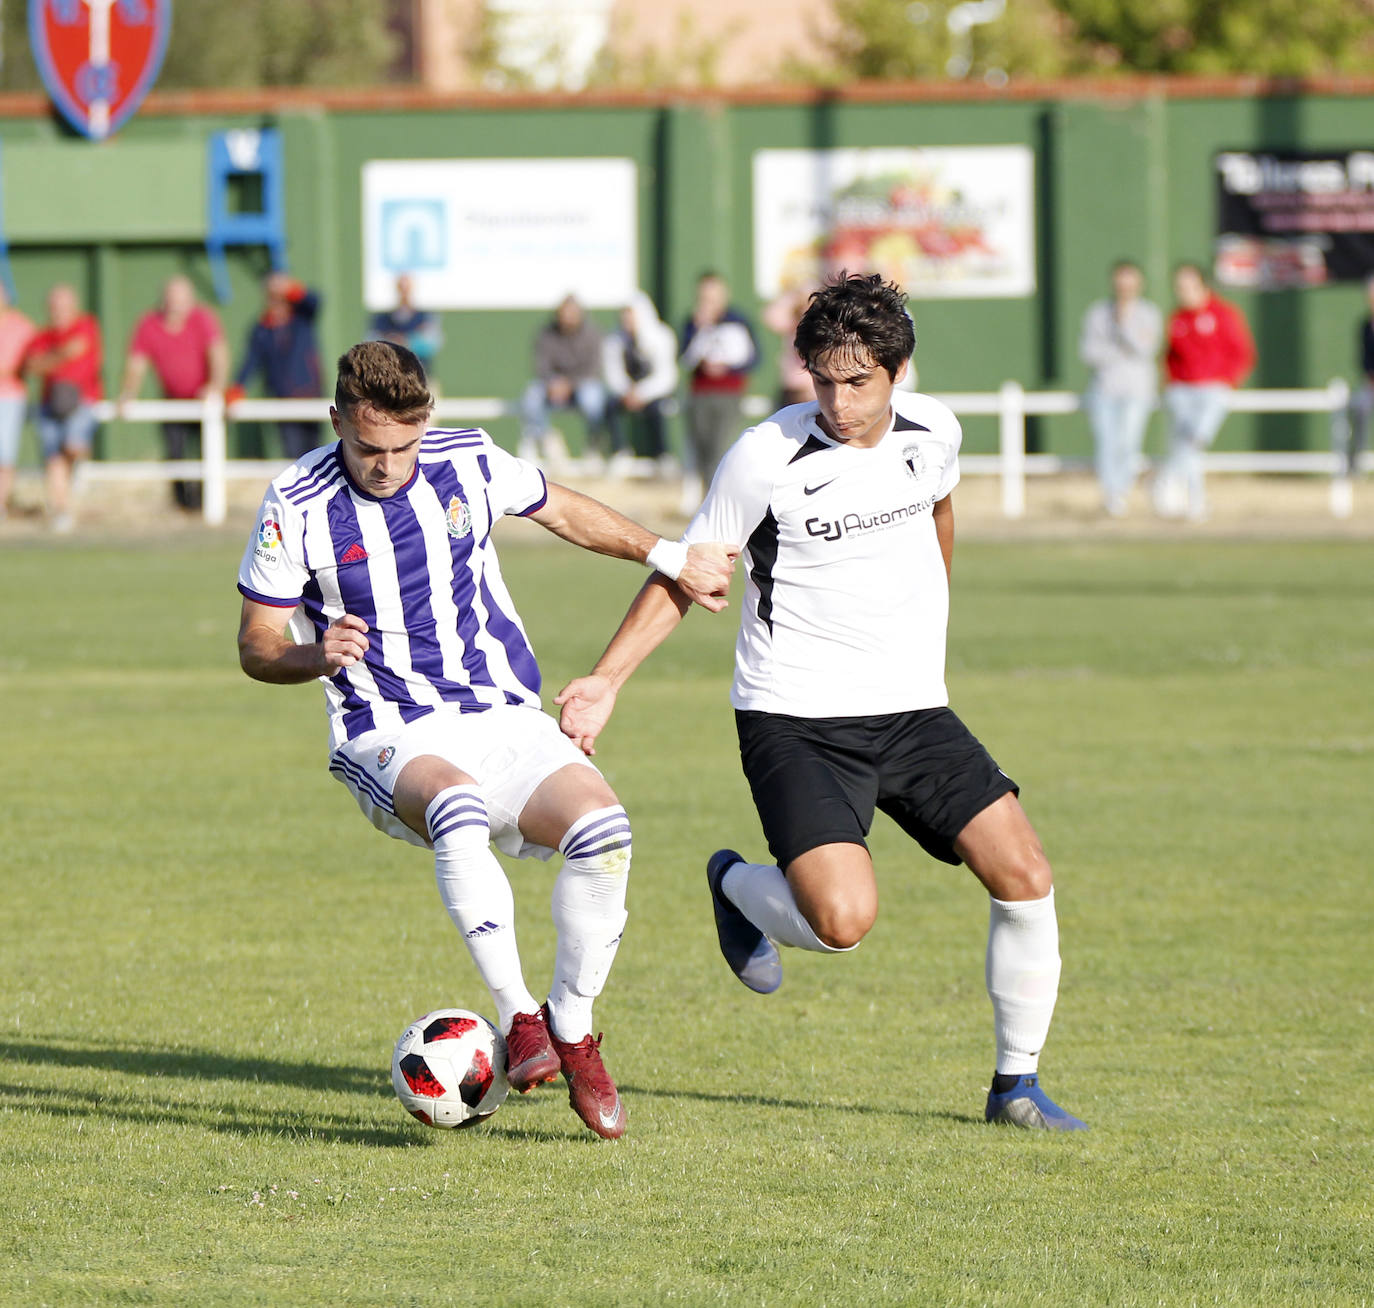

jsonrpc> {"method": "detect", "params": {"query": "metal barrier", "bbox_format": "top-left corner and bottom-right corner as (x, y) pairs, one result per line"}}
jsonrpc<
(83, 382), (1360, 526)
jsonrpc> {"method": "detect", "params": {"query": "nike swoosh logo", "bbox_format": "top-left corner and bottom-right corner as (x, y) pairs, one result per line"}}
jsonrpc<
(803, 479), (836, 495)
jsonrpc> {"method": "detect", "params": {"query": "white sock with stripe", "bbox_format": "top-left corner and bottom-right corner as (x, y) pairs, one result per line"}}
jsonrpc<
(426, 786), (538, 1032)
(545, 805), (632, 1042)
(721, 860), (852, 953)
(986, 889), (1062, 1075)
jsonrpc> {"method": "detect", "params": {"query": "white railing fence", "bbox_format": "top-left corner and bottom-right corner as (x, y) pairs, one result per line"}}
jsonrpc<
(85, 381), (1362, 526)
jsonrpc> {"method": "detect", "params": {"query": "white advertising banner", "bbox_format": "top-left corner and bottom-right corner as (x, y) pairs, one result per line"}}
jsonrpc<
(362, 157), (638, 310)
(752, 146), (1036, 300)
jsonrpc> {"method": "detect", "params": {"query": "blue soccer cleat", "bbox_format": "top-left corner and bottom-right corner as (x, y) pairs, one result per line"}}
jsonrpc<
(706, 849), (782, 994)
(984, 1074), (1088, 1131)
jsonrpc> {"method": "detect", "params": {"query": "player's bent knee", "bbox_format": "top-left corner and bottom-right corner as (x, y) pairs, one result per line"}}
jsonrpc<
(559, 804), (633, 879)
(806, 903), (876, 951)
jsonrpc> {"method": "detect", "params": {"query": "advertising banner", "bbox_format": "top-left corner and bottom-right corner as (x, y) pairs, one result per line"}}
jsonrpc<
(1215, 149), (1374, 290)
(362, 158), (638, 311)
(752, 145), (1035, 300)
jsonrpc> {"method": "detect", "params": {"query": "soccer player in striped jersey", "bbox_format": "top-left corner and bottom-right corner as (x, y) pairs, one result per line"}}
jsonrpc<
(236, 341), (734, 1139)
(557, 274), (1086, 1131)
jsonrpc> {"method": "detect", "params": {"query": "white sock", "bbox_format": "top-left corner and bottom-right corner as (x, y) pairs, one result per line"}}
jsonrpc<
(721, 860), (852, 953)
(986, 889), (1062, 1076)
(426, 786), (538, 1032)
(546, 806), (632, 1042)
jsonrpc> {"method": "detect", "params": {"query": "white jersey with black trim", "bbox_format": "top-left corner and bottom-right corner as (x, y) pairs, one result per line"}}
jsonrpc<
(683, 393), (961, 718)
(237, 428), (549, 751)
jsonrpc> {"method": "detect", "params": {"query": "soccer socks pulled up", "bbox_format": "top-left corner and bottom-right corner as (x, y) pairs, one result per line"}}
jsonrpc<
(426, 786), (538, 1032)
(720, 860), (853, 953)
(546, 806), (632, 1043)
(985, 889), (1062, 1077)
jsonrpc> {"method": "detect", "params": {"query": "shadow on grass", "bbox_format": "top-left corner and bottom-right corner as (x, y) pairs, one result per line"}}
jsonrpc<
(0, 1036), (613, 1146)
(1, 1034), (385, 1095)
(618, 1081), (981, 1126)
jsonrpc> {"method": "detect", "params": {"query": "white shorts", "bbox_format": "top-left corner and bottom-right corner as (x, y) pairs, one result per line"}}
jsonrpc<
(329, 703), (599, 861)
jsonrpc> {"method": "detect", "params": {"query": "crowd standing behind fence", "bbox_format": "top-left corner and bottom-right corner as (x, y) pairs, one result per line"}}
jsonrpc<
(1155, 264), (1256, 522)
(1078, 261), (1163, 519)
(519, 295), (609, 466)
(680, 272), (759, 494)
(602, 292), (679, 474)
(119, 275), (229, 512)
(23, 284), (102, 534)
(0, 283), (35, 523)
(227, 273), (323, 461)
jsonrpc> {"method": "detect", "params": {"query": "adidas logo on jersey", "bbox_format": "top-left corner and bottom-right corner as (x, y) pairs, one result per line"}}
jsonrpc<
(339, 541), (368, 564)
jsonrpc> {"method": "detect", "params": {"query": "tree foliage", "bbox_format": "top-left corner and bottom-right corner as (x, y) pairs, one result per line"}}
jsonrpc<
(822, 0), (1374, 84)
(0, 0), (400, 94)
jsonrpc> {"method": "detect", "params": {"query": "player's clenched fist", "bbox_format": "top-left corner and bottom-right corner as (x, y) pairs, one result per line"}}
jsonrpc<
(320, 613), (370, 671)
(677, 543), (738, 613)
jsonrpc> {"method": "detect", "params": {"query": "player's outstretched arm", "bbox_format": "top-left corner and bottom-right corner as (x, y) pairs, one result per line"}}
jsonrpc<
(555, 574), (692, 755)
(237, 598), (369, 684)
(529, 482), (736, 612)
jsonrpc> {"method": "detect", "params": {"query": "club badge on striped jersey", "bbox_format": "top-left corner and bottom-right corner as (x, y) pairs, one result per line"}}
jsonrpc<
(445, 494), (472, 539)
(902, 444), (926, 480)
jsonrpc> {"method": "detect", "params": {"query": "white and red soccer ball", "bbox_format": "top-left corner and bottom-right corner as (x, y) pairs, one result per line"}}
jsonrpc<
(391, 1009), (509, 1128)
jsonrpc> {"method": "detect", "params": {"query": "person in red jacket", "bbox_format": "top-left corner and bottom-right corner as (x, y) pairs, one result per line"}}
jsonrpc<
(1154, 262), (1255, 520)
(23, 283), (102, 533)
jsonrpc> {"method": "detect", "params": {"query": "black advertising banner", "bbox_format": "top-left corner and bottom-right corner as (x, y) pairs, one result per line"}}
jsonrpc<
(1214, 149), (1374, 290)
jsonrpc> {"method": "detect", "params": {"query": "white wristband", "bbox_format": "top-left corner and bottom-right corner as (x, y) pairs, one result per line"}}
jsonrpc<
(646, 537), (689, 581)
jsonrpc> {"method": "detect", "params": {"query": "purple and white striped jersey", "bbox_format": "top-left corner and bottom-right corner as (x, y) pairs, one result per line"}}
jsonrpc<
(237, 427), (549, 750)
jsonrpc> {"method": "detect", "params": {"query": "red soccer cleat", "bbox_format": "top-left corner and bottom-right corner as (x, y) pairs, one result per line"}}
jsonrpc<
(542, 1004), (626, 1139)
(504, 1009), (560, 1093)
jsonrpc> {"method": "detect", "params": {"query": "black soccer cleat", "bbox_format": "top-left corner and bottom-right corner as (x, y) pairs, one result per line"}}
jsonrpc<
(706, 849), (782, 994)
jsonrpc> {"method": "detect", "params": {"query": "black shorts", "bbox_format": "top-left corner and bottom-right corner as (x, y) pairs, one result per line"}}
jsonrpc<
(735, 707), (1018, 870)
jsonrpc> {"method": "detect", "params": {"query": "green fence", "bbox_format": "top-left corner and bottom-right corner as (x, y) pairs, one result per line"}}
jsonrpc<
(2, 80), (1370, 463)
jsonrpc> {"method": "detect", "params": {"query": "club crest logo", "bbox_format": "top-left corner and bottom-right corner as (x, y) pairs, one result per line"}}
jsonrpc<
(29, 0), (172, 141)
(377, 746), (396, 770)
(445, 494), (472, 539)
(254, 513), (283, 567)
(902, 443), (926, 481)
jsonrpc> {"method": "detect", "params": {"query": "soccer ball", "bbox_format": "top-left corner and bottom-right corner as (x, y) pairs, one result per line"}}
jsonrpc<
(391, 1008), (509, 1128)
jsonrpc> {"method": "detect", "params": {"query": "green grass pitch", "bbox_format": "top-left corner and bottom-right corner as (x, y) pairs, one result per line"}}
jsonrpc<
(1, 529), (1370, 1305)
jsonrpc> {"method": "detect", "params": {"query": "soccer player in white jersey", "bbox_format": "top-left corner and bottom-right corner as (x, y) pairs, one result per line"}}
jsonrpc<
(236, 341), (734, 1139)
(557, 274), (1086, 1130)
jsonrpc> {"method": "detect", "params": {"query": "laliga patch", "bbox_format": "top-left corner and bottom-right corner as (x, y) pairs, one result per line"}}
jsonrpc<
(446, 494), (472, 539)
(377, 746), (396, 770)
(254, 513), (283, 568)
(902, 444), (926, 481)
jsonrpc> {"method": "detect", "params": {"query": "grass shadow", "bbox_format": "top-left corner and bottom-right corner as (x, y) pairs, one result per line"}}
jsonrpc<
(619, 1081), (981, 1126)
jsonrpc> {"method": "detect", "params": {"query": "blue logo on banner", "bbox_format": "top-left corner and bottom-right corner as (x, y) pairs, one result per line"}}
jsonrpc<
(381, 200), (446, 271)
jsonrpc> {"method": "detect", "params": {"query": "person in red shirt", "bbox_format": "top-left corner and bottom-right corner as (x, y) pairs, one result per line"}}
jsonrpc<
(119, 275), (229, 511)
(23, 283), (102, 533)
(1154, 262), (1255, 521)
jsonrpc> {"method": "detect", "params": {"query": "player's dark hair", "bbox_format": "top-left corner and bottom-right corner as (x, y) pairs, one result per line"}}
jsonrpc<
(794, 272), (915, 379)
(335, 341), (434, 424)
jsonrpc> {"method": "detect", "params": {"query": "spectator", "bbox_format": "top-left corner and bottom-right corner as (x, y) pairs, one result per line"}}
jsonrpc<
(0, 282), (35, 522)
(1078, 260), (1163, 517)
(762, 285), (817, 408)
(603, 291), (679, 474)
(680, 271), (758, 489)
(227, 272), (323, 461)
(520, 294), (607, 466)
(23, 283), (101, 533)
(1155, 263), (1255, 521)
(1345, 273), (1374, 476)
(119, 274), (229, 511)
(368, 273), (443, 374)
